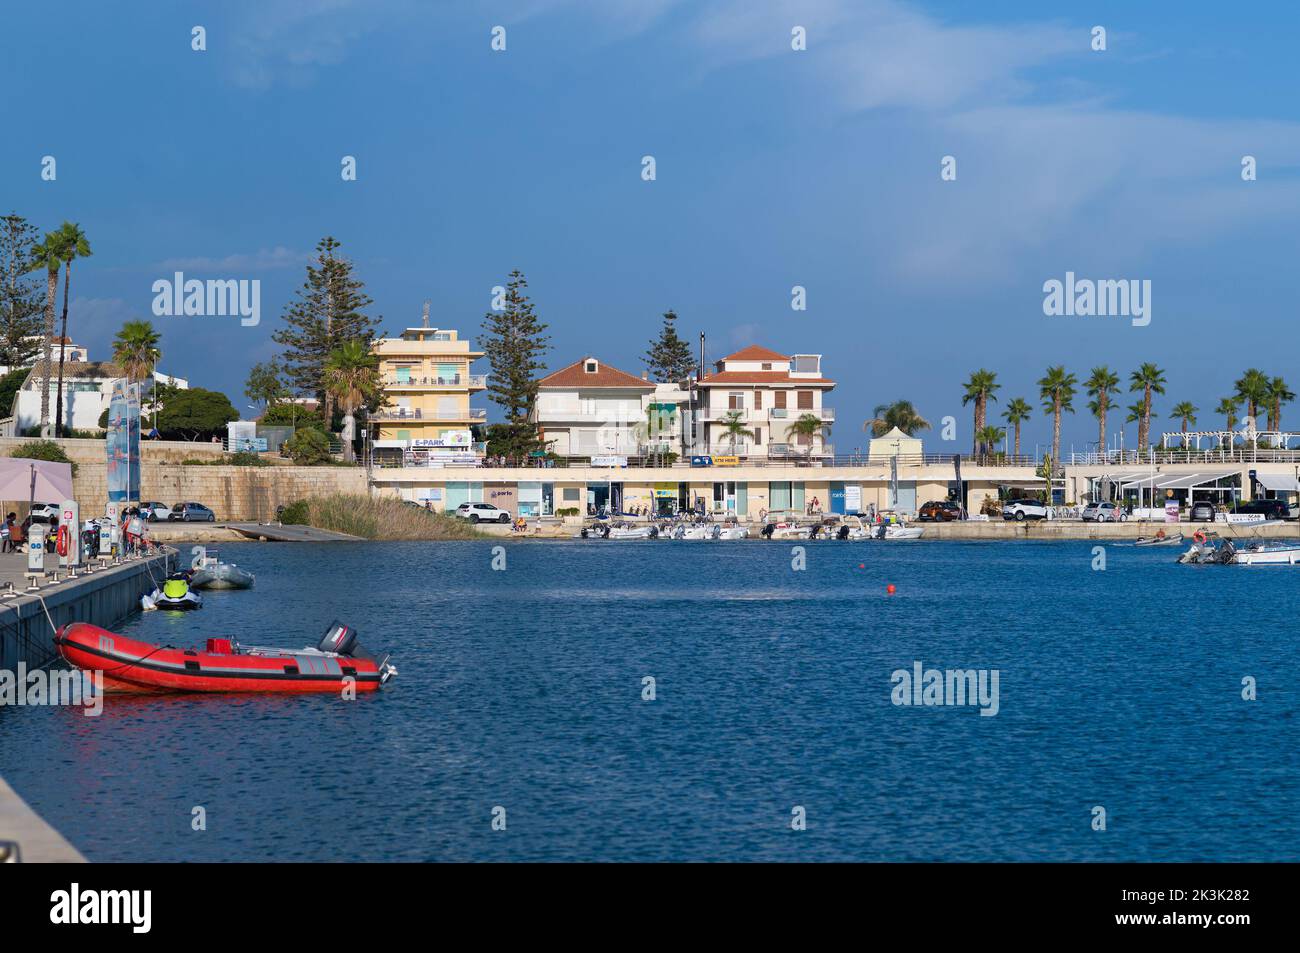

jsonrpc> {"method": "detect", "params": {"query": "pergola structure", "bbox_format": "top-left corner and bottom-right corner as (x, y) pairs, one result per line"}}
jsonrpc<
(1160, 429), (1300, 450)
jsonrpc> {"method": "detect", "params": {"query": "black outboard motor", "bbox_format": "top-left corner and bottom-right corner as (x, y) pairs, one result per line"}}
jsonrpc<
(837, 525), (850, 540)
(580, 527), (589, 539)
(318, 621), (359, 656)
(648, 525), (659, 539)
(761, 523), (775, 538)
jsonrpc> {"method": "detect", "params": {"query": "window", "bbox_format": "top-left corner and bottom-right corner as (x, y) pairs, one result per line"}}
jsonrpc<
(584, 360), (599, 373)
(762, 363), (772, 370)
(753, 390), (763, 409)
(774, 391), (787, 409)
(728, 392), (743, 410)
(753, 428), (762, 445)
(797, 391), (813, 410)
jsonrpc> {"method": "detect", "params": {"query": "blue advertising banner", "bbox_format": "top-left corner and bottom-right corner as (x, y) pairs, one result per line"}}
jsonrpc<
(106, 380), (140, 502)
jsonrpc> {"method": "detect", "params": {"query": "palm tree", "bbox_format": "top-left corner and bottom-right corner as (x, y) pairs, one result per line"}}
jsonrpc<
(112, 320), (162, 382)
(1234, 368), (1269, 427)
(323, 339), (381, 463)
(1002, 397), (1031, 459)
(52, 222), (92, 438)
(975, 424), (1006, 462)
(719, 410), (755, 453)
(1216, 397), (1239, 442)
(1171, 401), (1198, 448)
(1266, 376), (1294, 434)
(25, 233), (62, 435)
(787, 412), (829, 459)
(1128, 363), (1166, 450)
(1085, 366), (1120, 458)
(1038, 365), (1077, 473)
(863, 400), (931, 437)
(961, 369), (1000, 457)
(112, 320), (163, 429)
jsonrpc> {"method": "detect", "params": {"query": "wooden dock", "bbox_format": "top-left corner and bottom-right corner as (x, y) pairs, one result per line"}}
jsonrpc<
(225, 522), (360, 542)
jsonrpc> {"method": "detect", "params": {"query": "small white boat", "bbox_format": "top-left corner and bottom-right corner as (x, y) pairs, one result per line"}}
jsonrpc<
(1233, 543), (1300, 566)
(670, 523), (719, 540)
(881, 522), (923, 540)
(608, 523), (658, 540)
(763, 521), (813, 539)
(716, 523), (748, 540)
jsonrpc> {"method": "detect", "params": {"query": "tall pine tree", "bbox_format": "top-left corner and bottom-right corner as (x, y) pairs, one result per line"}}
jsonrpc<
(0, 213), (44, 369)
(481, 270), (550, 458)
(272, 236), (378, 424)
(643, 309), (694, 382)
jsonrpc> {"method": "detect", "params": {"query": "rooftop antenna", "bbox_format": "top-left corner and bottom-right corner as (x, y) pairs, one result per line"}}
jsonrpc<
(422, 300), (431, 328)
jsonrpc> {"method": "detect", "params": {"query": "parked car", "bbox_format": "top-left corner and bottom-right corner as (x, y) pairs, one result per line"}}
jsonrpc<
(170, 502), (216, 522)
(1233, 498), (1291, 521)
(141, 501), (174, 522)
(1081, 501), (1124, 522)
(1002, 498), (1049, 521)
(1188, 500), (1218, 522)
(918, 500), (962, 521)
(453, 502), (511, 524)
(28, 502), (60, 523)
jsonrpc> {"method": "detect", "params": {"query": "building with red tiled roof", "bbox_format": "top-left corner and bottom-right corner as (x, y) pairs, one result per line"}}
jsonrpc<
(533, 357), (658, 459)
(696, 346), (835, 459)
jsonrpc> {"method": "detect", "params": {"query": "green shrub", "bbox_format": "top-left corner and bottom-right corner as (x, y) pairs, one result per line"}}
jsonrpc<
(229, 451), (269, 467)
(556, 507), (581, 517)
(279, 500), (310, 524)
(284, 428), (332, 465)
(8, 439), (78, 477)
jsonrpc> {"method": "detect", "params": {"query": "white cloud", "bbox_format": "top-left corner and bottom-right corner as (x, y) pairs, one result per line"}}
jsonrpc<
(156, 247), (308, 272)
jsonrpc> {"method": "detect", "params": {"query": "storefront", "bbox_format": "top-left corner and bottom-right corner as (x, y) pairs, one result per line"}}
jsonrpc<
(517, 482), (555, 517)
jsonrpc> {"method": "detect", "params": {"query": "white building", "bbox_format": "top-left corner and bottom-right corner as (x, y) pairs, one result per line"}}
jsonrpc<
(4, 362), (189, 436)
(696, 345), (835, 458)
(533, 357), (657, 459)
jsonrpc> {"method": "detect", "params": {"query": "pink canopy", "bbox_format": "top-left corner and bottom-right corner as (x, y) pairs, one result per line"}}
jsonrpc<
(0, 457), (75, 504)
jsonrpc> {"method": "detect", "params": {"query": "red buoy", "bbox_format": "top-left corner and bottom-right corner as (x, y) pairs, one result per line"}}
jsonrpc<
(886, 584), (896, 594)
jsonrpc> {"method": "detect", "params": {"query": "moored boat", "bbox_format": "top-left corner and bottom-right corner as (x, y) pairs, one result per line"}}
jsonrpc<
(1232, 542), (1300, 566)
(55, 620), (397, 694)
(189, 554), (255, 590)
(142, 573), (203, 611)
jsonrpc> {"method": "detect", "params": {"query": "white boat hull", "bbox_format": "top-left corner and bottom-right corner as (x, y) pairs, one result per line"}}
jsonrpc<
(1233, 546), (1300, 565)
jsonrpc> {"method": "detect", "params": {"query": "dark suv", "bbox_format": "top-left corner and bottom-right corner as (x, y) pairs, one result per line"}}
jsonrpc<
(1234, 498), (1291, 520)
(918, 500), (962, 521)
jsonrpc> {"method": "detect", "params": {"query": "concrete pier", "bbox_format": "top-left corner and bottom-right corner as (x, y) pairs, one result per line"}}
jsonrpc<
(1, 548), (173, 863)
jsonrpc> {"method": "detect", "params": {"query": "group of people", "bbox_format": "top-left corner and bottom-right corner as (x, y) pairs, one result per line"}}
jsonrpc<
(0, 505), (155, 559)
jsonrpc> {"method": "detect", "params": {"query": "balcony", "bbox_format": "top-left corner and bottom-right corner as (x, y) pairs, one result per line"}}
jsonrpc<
(768, 407), (834, 421)
(372, 407), (488, 422)
(382, 374), (488, 389)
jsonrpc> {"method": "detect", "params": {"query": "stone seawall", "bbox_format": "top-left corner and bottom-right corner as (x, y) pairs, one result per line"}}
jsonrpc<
(69, 464), (369, 521)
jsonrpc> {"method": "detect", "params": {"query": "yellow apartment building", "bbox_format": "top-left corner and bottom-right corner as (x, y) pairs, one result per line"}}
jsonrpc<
(369, 321), (487, 465)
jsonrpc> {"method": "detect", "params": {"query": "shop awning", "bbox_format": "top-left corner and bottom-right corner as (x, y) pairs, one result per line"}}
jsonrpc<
(1121, 469), (1238, 491)
(1154, 469), (1239, 490)
(1254, 472), (1300, 492)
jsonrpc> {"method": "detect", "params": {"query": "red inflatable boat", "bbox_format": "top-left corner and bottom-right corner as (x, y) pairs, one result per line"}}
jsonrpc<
(55, 620), (397, 694)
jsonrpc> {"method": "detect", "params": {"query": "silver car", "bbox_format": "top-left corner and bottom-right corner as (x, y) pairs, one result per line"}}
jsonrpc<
(1081, 501), (1123, 522)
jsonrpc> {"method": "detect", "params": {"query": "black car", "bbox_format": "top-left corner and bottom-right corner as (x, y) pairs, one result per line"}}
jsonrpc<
(1188, 500), (1217, 522)
(1234, 498), (1291, 520)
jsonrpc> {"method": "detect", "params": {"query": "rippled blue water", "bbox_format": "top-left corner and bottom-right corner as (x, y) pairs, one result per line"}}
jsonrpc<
(2, 538), (1296, 862)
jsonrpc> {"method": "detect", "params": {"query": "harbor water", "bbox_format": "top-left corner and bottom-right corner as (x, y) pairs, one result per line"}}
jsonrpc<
(1, 538), (1295, 862)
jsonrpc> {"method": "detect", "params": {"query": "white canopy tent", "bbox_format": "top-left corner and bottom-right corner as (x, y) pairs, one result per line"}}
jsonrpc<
(1253, 472), (1300, 493)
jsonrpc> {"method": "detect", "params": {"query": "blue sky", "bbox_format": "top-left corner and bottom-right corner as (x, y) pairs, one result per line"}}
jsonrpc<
(4, 0), (1300, 455)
